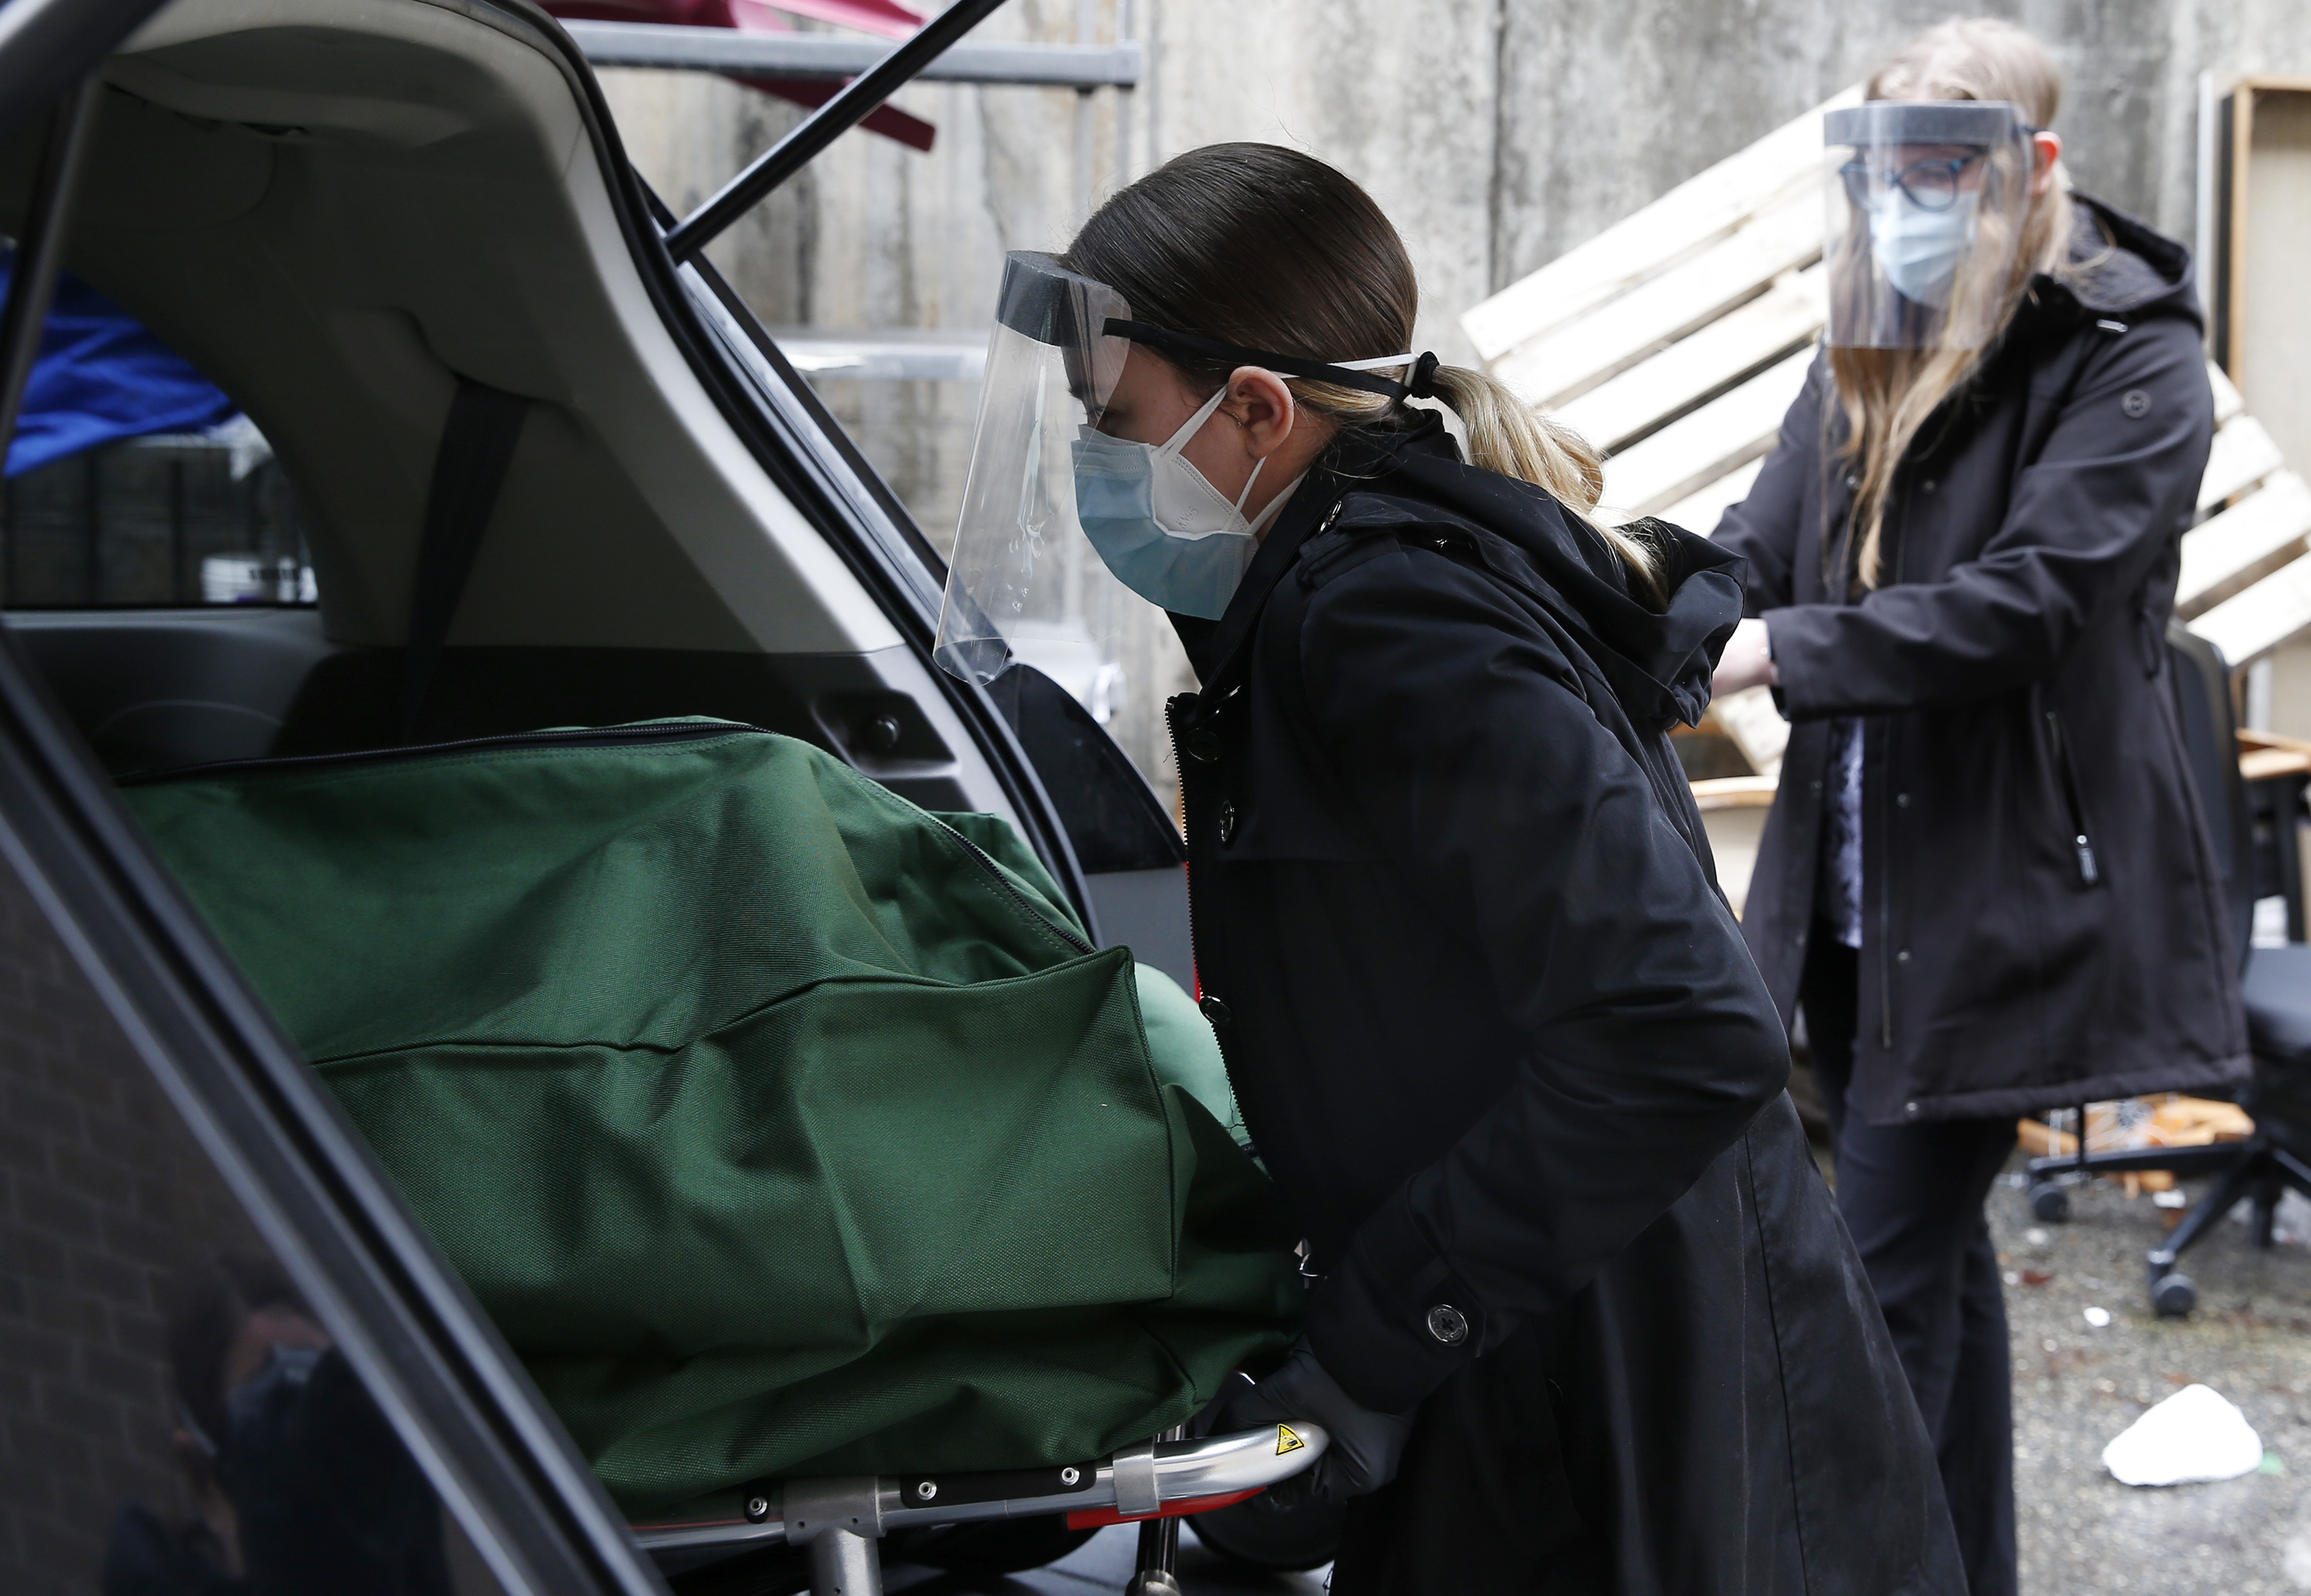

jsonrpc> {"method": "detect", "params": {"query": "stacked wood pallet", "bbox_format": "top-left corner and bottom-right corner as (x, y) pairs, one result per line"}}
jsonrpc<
(1464, 90), (2311, 783)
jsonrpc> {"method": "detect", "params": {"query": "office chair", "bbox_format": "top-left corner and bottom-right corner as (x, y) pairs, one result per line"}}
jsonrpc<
(2024, 623), (2311, 1317)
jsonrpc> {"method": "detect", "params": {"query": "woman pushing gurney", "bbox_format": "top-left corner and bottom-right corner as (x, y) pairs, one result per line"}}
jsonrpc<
(932, 144), (1965, 1593)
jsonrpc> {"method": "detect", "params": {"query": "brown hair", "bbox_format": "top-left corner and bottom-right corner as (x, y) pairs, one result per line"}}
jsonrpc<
(1062, 144), (1661, 602)
(1833, 17), (2080, 589)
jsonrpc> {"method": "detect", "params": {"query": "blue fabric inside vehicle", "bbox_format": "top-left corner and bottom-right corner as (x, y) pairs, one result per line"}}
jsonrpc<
(1, 255), (240, 476)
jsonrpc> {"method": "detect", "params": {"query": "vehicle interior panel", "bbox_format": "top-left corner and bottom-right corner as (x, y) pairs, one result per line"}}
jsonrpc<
(1, 0), (900, 658)
(8, 607), (1007, 810)
(0, 0), (1194, 956)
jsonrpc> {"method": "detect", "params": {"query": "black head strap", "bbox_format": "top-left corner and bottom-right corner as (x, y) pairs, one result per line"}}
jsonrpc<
(1104, 318), (1431, 402)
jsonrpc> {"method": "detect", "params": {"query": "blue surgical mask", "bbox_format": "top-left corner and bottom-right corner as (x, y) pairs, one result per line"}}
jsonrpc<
(1868, 187), (1980, 309)
(1070, 386), (1300, 621)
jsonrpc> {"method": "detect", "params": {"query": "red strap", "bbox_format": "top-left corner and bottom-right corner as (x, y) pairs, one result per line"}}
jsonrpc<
(1065, 1487), (1262, 1530)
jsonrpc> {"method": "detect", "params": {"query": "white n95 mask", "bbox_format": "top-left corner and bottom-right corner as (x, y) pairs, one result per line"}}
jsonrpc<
(1069, 384), (1298, 621)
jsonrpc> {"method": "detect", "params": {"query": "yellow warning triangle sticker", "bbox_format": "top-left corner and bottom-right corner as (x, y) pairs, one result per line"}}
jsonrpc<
(1275, 1423), (1306, 1456)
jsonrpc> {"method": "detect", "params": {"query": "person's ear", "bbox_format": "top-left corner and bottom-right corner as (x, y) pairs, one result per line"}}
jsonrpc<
(1220, 367), (1298, 460)
(2030, 130), (2063, 198)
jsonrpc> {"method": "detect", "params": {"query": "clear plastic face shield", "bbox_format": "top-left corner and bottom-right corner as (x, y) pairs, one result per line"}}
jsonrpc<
(935, 251), (1416, 701)
(1823, 100), (2037, 351)
(934, 252), (1140, 694)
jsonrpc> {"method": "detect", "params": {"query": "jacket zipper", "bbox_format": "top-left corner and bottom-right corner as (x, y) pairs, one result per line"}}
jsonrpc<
(125, 719), (1098, 954)
(1873, 719), (1894, 1051)
(1881, 506), (1909, 1053)
(1163, 692), (1205, 998)
(2044, 710), (2100, 886)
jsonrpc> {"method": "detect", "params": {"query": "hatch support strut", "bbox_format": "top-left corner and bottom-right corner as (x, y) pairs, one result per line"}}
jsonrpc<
(0, 76), (101, 465)
(660, 0), (1012, 261)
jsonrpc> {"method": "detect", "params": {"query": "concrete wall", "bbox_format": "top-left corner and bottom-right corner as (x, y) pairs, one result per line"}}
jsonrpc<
(597, 0), (2311, 792)
(607, 0), (2311, 347)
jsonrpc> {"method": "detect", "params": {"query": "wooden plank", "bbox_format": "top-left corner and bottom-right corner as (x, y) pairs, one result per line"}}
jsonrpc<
(1709, 684), (1790, 778)
(1657, 456), (1766, 538)
(2242, 746), (2311, 780)
(2240, 727), (2311, 753)
(2189, 549), (2311, 664)
(1691, 775), (1780, 810)
(1602, 348), (1812, 514)
(2229, 83), (2255, 387)
(1493, 191), (1823, 409)
(2199, 414), (2286, 513)
(1557, 266), (1826, 453)
(1463, 87), (1860, 363)
(2177, 471), (2311, 616)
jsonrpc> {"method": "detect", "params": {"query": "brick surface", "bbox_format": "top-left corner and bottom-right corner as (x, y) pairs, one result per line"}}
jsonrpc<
(80, 1344), (165, 1410)
(0, 854), (274, 1593)
(15, 1175), (100, 1244)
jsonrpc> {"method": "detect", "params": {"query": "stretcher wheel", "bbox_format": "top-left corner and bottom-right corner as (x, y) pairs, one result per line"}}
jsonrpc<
(1187, 1493), (1344, 1572)
(903, 1514), (1096, 1574)
(2150, 1272), (2196, 1319)
(2028, 1181), (2071, 1223)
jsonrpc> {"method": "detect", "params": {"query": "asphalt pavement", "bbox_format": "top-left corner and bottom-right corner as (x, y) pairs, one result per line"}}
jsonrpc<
(1993, 1157), (2311, 1594)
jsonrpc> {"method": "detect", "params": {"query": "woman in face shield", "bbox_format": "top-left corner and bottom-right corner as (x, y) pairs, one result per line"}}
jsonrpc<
(940, 146), (1964, 1592)
(1711, 19), (2241, 1595)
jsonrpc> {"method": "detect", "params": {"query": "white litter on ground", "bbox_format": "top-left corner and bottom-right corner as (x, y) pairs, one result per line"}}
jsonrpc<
(2084, 1306), (2112, 1327)
(2103, 1384), (2265, 1486)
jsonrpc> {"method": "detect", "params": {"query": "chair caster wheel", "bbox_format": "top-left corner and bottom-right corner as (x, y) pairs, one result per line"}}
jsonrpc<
(2029, 1181), (2071, 1222)
(2151, 1272), (2196, 1318)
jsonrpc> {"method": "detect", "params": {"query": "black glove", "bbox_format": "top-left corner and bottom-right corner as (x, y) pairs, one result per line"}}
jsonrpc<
(1208, 1338), (1416, 1509)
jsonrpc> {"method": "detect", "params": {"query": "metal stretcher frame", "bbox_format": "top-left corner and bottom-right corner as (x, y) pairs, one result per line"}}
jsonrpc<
(631, 1422), (1331, 1594)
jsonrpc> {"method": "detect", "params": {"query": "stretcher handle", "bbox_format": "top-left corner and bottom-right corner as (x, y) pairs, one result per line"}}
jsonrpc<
(628, 1420), (1330, 1556)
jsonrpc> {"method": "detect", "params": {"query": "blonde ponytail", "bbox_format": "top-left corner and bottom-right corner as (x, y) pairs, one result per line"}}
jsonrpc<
(1428, 363), (1667, 607)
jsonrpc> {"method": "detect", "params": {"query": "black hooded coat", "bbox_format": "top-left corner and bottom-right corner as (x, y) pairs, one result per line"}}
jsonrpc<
(1170, 415), (1964, 1594)
(1712, 198), (2247, 1126)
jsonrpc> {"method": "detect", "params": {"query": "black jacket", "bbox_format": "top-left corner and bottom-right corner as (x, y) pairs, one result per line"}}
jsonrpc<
(1172, 417), (1962, 1592)
(1714, 198), (2248, 1126)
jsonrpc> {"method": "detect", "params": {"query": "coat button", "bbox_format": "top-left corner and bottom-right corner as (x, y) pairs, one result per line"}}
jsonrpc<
(1185, 727), (1223, 764)
(1844, 472), (1861, 490)
(1426, 1304), (1469, 1345)
(1218, 799), (1239, 844)
(1895, 792), (1911, 808)
(2122, 389), (2152, 418)
(1896, 949), (1912, 963)
(1904, 1101), (1921, 1116)
(1199, 994), (1232, 1029)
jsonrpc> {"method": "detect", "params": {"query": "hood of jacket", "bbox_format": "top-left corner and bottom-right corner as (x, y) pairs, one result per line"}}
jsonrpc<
(1352, 415), (1746, 728)
(2029, 194), (2202, 327)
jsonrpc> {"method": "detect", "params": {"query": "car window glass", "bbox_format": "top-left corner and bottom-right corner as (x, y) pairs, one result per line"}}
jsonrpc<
(0, 260), (314, 609)
(0, 859), (507, 1596)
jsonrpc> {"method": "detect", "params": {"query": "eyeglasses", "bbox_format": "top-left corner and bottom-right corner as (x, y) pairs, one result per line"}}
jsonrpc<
(1839, 152), (1987, 212)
